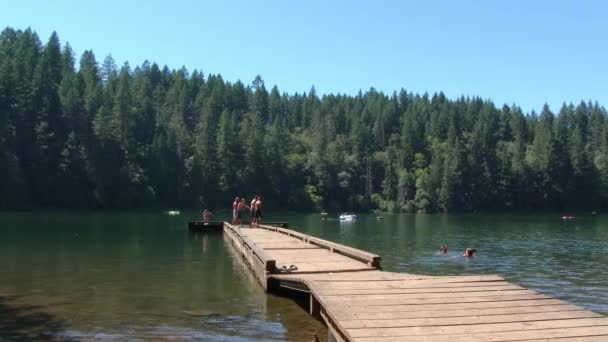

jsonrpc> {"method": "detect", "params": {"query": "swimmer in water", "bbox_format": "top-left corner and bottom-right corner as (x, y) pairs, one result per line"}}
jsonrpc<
(440, 245), (448, 254)
(463, 248), (477, 257)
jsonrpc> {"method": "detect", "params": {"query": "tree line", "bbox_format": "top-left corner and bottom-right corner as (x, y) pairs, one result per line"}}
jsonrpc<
(1, 27), (607, 212)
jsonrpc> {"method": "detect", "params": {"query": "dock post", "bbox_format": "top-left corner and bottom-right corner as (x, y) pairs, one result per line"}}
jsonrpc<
(267, 277), (280, 292)
(309, 294), (320, 318)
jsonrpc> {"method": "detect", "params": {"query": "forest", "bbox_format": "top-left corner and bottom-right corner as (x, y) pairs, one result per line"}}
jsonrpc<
(1, 27), (607, 212)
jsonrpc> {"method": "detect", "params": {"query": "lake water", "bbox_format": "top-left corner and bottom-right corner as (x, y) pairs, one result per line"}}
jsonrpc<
(1, 212), (607, 341)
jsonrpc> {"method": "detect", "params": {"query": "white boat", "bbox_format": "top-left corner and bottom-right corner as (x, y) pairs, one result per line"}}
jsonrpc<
(339, 213), (357, 221)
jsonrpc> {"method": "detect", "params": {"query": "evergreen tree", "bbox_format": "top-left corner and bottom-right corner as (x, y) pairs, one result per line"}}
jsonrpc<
(382, 135), (400, 212)
(30, 31), (65, 205)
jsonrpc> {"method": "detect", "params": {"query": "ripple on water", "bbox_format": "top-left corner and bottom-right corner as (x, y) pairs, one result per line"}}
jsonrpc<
(58, 317), (287, 341)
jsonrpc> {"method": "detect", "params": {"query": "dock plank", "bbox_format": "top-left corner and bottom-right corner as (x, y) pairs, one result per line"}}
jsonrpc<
(316, 284), (526, 296)
(323, 299), (572, 312)
(352, 325), (608, 342)
(320, 289), (537, 300)
(331, 304), (586, 320)
(306, 273), (505, 282)
(322, 294), (548, 307)
(517, 337), (608, 342)
(340, 310), (602, 329)
(346, 317), (608, 338)
(275, 262), (375, 273)
(314, 279), (511, 290)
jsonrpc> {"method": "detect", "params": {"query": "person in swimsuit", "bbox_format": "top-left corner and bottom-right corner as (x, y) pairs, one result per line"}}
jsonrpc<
(202, 209), (213, 222)
(232, 197), (240, 224)
(250, 196), (258, 227)
(440, 245), (448, 254)
(254, 196), (263, 227)
(236, 198), (250, 227)
(463, 248), (477, 257)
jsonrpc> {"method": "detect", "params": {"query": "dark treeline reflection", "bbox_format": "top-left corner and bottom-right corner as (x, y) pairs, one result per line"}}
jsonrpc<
(0, 295), (67, 341)
(1, 27), (607, 212)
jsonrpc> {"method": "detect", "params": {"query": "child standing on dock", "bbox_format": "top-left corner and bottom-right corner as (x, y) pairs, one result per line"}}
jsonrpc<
(232, 197), (239, 224)
(250, 196), (258, 227)
(253, 196), (263, 227)
(236, 198), (250, 227)
(202, 209), (213, 222)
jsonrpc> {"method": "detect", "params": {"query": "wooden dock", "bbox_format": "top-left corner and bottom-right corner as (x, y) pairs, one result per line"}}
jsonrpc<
(220, 222), (608, 341)
(189, 221), (288, 232)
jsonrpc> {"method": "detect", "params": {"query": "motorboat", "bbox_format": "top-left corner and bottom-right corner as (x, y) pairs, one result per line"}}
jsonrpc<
(339, 213), (357, 222)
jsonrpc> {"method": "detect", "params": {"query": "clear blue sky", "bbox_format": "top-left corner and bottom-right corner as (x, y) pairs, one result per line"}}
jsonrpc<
(2, 0), (607, 113)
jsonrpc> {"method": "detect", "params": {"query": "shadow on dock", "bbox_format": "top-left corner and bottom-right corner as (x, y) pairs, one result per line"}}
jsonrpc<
(0, 295), (68, 341)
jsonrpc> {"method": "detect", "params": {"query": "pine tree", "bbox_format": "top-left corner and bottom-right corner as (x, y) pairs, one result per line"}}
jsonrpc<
(30, 31), (65, 205)
(439, 114), (467, 211)
(382, 135), (400, 212)
(216, 109), (240, 195)
(568, 102), (598, 209)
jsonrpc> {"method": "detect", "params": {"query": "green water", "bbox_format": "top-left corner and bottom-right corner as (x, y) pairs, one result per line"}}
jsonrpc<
(1, 212), (607, 341)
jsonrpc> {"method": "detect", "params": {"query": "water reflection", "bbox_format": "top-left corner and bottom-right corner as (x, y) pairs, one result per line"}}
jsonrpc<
(0, 295), (68, 341)
(0, 213), (325, 341)
(0, 211), (606, 341)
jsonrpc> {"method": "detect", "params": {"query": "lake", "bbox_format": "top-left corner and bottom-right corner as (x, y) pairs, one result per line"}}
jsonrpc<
(1, 212), (607, 341)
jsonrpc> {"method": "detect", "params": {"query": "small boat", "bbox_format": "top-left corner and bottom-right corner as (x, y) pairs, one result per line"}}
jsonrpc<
(339, 213), (357, 222)
(168, 210), (180, 216)
(562, 215), (575, 220)
(376, 216), (384, 220)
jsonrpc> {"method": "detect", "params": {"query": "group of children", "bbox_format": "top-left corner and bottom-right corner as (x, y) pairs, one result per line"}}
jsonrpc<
(231, 196), (263, 227)
(199, 196), (264, 227)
